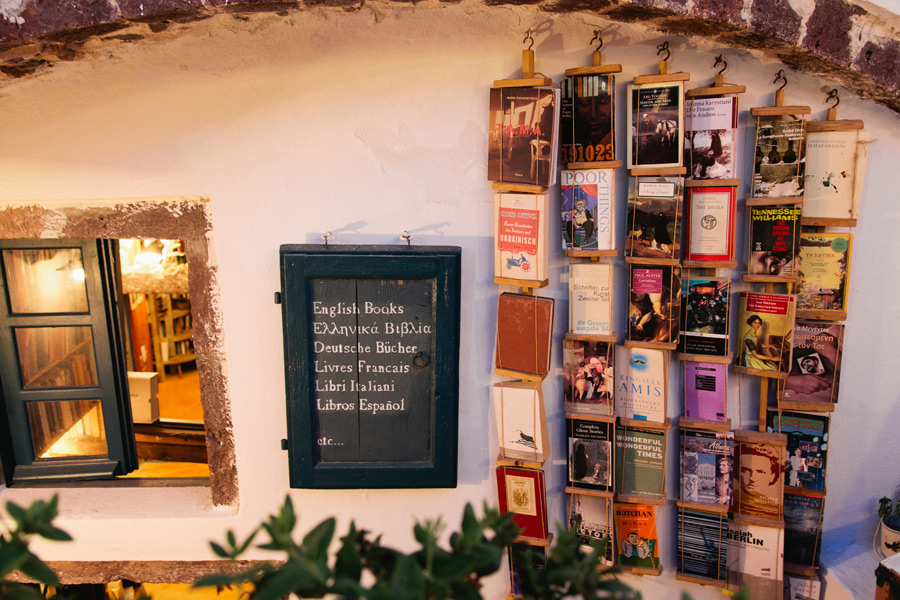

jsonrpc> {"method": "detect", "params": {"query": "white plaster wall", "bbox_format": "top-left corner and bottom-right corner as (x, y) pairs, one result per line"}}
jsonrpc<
(0, 4), (898, 598)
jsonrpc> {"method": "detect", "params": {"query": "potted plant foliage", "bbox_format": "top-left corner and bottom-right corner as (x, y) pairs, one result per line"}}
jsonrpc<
(878, 494), (900, 557)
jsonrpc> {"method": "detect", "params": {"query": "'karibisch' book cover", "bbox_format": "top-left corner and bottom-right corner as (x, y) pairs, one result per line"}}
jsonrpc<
(678, 276), (730, 357)
(752, 119), (806, 198)
(783, 492), (824, 570)
(616, 426), (666, 499)
(781, 321), (844, 405)
(614, 345), (666, 423)
(748, 205), (803, 278)
(796, 233), (852, 315)
(737, 292), (796, 375)
(681, 429), (734, 506)
(560, 74), (615, 165)
(493, 381), (549, 463)
(734, 440), (784, 520)
(567, 418), (613, 492)
(614, 503), (660, 569)
(766, 410), (828, 493)
(726, 521), (784, 597)
(488, 86), (560, 186)
(685, 96), (738, 180)
(561, 169), (615, 252)
(628, 264), (681, 345)
(570, 262), (612, 336)
(677, 507), (729, 582)
(685, 187), (736, 263)
(803, 129), (869, 221)
(563, 338), (614, 415)
(628, 82), (684, 169)
(569, 494), (614, 565)
(683, 362), (727, 423)
(494, 192), (550, 282)
(626, 175), (683, 261)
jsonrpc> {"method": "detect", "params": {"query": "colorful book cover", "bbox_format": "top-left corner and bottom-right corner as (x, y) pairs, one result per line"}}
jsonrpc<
(614, 346), (666, 423)
(570, 262), (612, 335)
(804, 129), (868, 220)
(488, 86), (560, 186)
(616, 426), (666, 499)
(681, 429), (734, 506)
(495, 293), (554, 376)
(752, 119), (806, 198)
(684, 363), (727, 423)
(766, 410), (828, 493)
(493, 381), (549, 463)
(494, 192), (550, 282)
(561, 169), (614, 251)
(686, 96), (738, 180)
(734, 440), (784, 519)
(737, 292), (796, 375)
(784, 492), (824, 569)
(726, 522), (784, 597)
(614, 503), (660, 568)
(560, 74), (615, 165)
(626, 175), (683, 261)
(567, 418), (613, 492)
(781, 321), (844, 405)
(563, 338), (614, 415)
(748, 205), (803, 278)
(678, 276), (730, 357)
(497, 467), (548, 540)
(685, 186), (736, 262)
(627, 82), (684, 169)
(677, 507), (729, 582)
(569, 494), (614, 565)
(786, 573), (822, 600)
(796, 233), (852, 314)
(628, 264), (681, 345)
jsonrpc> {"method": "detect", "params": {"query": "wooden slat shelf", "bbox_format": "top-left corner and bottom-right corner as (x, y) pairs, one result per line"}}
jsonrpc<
(745, 196), (803, 207)
(777, 400), (836, 413)
(685, 178), (741, 188)
(784, 485), (826, 498)
(618, 417), (672, 430)
(730, 514), (785, 528)
(685, 84), (746, 98)
(625, 340), (678, 351)
(682, 260), (737, 270)
(750, 106), (811, 117)
(565, 64), (623, 76)
(494, 367), (546, 382)
(741, 274), (800, 284)
(733, 365), (789, 379)
(491, 182), (548, 194)
(566, 249), (618, 258)
(677, 352), (733, 365)
(807, 119), (864, 132)
(801, 217), (857, 228)
(678, 416), (732, 432)
(496, 452), (546, 470)
(565, 411), (616, 423)
(493, 77), (553, 88)
(629, 166), (686, 177)
(617, 563), (663, 576)
(615, 493), (667, 505)
(633, 72), (690, 84)
(676, 499), (730, 514)
(493, 277), (549, 289)
(734, 429), (787, 445)
(567, 160), (622, 170)
(565, 486), (614, 498)
(624, 256), (679, 266)
(514, 533), (553, 547)
(565, 332), (618, 343)
(674, 573), (727, 588)
(796, 309), (846, 321)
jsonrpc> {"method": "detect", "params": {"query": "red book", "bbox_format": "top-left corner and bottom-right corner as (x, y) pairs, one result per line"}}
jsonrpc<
(495, 293), (554, 377)
(497, 466), (548, 540)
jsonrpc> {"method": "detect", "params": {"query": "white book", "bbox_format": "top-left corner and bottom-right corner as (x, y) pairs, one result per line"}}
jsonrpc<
(493, 381), (549, 462)
(569, 262), (613, 336)
(614, 345), (667, 423)
(803, 129), (869, 220)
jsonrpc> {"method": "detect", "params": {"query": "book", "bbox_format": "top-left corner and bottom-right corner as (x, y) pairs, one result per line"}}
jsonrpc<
(627, 82), (684, 169)
(625, 175), (683, 261)
(494, 192), (550, 283)
(493, 381), (549, 463)
(680, 429), (734, 505)
(785, 573), (822, 600)
(488, 86), (561, 186)
(561, 169), (615, 252)
(796, 233), (852, 315)
(614, 503), (660, 569)
(783, 492), (824, 569)
(677, 507), (729, 582)
(628, 264), (681, 345)
(678, 276), (730, 357)
(509, 542), (547, 596)
(685, 186), (736, 262)
(560, 74), (615, 165)
(563, 338), (614, 415)
(734, 439), (784, 519)
(497, 466), (548, 540)
(766, 410), (828, 493)
(683, 362), (727, 423)
(781, 321), (844, 405)
(752, 119), (806, 198)
(736, 292), (796, 375)
(567, 418), (613, 492)
(616, 425), (666, 499)
(495, 293), (554, 377)
(685, 96), (738, 180)
(803, 129), (869, 221)
(747, 205), (803, 278)
(614, 345), (666, 423)
(726, 521), (784, 597)
(570, 262), (612, 336)
(569, 493), (614, 565)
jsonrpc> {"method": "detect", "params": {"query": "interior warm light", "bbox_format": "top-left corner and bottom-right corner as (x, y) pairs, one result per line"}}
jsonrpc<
(70, 268), (85, 282)
(39, 404), (106, 459)
(134, 251), (163, 269)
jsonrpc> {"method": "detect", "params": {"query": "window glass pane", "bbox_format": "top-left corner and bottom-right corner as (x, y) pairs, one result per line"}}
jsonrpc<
(26, 400), (107, 459)
(15, 327), (99, 389)
(3, 248), (89, 313)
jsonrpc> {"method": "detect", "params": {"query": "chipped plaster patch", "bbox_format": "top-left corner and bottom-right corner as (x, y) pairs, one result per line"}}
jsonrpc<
(0, 0), (29, 25)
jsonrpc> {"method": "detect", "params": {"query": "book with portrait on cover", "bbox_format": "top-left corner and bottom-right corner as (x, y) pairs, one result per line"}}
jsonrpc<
(488, 86), (560, 186)
(560, 74), (615, 165)
(628, 82), (684, 169)
(780, 321), (843, 405)
(561, 169), (615, 252)
(569, 494), (614, 566)
(736, 292), (796, 376)
(685, 96), (738, 180)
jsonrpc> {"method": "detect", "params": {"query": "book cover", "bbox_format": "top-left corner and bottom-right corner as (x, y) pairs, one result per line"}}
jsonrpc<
(781, 321), (844, 405)
(614, 345), (666, 423)
(803, 129), (869, 220)
(783, 492), (824, 569)
(614, 503), (660, 568)
(737, 292), (796, 375)
(561, 169), (615, 251)
(570, 262), (612, 335)
(628, 264), (681, 345)
(495, 293), (554, 377)
(509, 542), (547, 596)
(627, 82), (684, 169)
(678, 276), (730, 357)
(560, 74), (615, 165)
(625, 175), (683, 261)
(616, 426), (666, 499)
(677, 507), (729, 582)
(569, 494), (614, 565)
(494, 192), (550, 283)
(766, 410), (828, 493)
(686, 96), (738, 180)
(493, 381), (549, 463)
(497, 467), (548, 540)
(748, 205), (803, 278)
(685, 186), (736, 262)
(796, 233), (852, 315)
(726, 522), (784, 597)
(681, 429), (734, 506)
(752, 119), (806, 197)
(563, 338), (614, 415)
(567, 418), (613, 492)
(734, 440), (784, 519)
(785, 573), (822, 600)
(683, 362), (727, 423)
(488, 86), (560, 186)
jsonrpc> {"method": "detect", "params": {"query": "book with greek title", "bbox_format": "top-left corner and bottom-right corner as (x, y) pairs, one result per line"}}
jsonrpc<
(563, 338), (614, 416)
(497, 466), (548, 540)
(614, 346), (666, 423)
(561, 168), (615, 252)
(683, 362), (728, 423)
(686, 96), (738, 180)
(726, 521), (784, 597)
(677, 507), (729, 582)
(803, 129), (869, 221)
(560, 74), (615, 165)
(567, 417), (613, 492)
(493, 381), (549, 463)
(781, 321), (844, 405)
(685, 186), (736, 263)
(783, 492), (824, 570)
(614, 503), (660, 569)
(678, 276), (730, 357)
(796, 233), (852, 316)
(627, 82), (684, 169)
(494, 192), (550, 283)
(766, 410), (828, 493)
(733, 439), (785, 520)
(752, 119), (806, 198)
(736, 292), (796, 376)
(570, 262), (612, 336)
(680, 429), (734, 506)
(748, 205), (803, 278)
(626, 175), (683, 261)
(615, 426), (666, 499)
(628, 264), (681, 345)
(488, 86), (560, 186)
(569, 493), (614, 565)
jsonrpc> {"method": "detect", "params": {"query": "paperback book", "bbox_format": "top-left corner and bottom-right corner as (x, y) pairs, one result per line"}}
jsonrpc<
(494, 192), (550, 282)
(677, 507), (729, 582)
(683, 362), (727, 423)
(567, 418), (613, 492)
(495, 293), (554, 377)
(680, 429), (734, 506)
(766, 410), (828, 493)
(570, 262), (612, 336)
(560, 74), (615, 165)
(726, 521), (784, 597)
(614, 346), (666, 423)
(625, 175), (683, 261)
(785, 573), (822, 600)
(678, 276), (730, 357)
(803, 129), (869, 221)
(569, 494), (614, 565)
(737, 292), (796, 376)
(628, 264), (681, 345)
(627, 82), (684, 169)
(734, 439), (785, 520)
(488, 86), (560, 186)
(508, 543), (546, 596)
(685, 96), (738, 180)
(784, 492), (824, 569)
(561, 168), (615, 252)
(614, 503), (660, 569)
(752, 119), (806, 198)
(685, 186), (736, 263)
(796, 233), (852, 315)
(563, 338), (614, 415)
(497, 467), (549, 540)
(748, 205), (803, 278)
(781, 321), (844, 405)
(616, 426), (666, 499)
(493, 381), (549, 463)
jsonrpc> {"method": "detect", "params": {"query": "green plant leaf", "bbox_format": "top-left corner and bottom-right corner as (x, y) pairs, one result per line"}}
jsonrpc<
(302, 518), (336, 563)
(0, 540), (29, 579)
(388, 554), (425, 600)
(252, 562), (322, 600)
(335, 531), (362, 583)
(4, 502), (27, 527)
(460, 504), (480, 547)
(35, 525), (71, 543)
(16, 551), (60, 586)
(209, 541), (230, 559)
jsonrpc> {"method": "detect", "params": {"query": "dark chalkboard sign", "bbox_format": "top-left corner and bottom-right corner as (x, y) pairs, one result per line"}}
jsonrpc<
(279, 245), (461, 488)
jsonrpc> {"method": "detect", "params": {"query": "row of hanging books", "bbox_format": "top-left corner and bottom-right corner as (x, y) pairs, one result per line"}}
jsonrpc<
(489, 32), (869, 600)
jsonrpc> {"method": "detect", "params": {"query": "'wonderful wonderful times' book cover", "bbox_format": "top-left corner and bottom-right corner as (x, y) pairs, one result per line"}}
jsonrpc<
(781, 321), (844, 405)
(616, 426), (666, 500)
(737, 292), (796, 376)
(748, 205), (802, 278)
(560, 74), (615, 165)
(752, 119), (806, 198)
(614, 503), (660, 569)
(561, 168), (615, 252)
(488, 86), (560, 186)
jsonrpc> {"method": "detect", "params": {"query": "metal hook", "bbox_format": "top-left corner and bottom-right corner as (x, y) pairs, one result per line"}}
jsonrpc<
(714, 54), (727, 76)
(322, 231), (333, 246)
(656, 41), (670, 62)
(826, 88), (840, 109)
(400, 231), (411, 246)
(523, 29), (534, 51)
(773, 69), (788, 91)
(590, 29), (603, 52)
